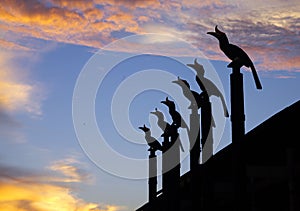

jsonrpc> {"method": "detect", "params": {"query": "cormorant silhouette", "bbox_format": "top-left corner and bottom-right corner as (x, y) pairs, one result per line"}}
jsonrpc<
(161, 97), (189, 130)
(150, 108), (184, 152)
(187, 59), (229, 117)
(172, 76), (203, 109)
(139, 124), (162, 151)
(207, 25), (262, 90)
(150, 108), (172, 136)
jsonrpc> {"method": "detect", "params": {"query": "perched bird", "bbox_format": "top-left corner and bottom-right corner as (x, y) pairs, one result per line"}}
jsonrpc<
(207, 25), (262, 90)
(172, 76), (204, 109)
(150, 108), (184, 152)
(161, 97), (189, 130)
(139, 124), (162, 151)
(187, 59), (229, 117)
(150, 108), (171, 135)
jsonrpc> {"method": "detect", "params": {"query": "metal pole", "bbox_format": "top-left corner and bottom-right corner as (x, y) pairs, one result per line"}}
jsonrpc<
(148, 148), (157, 203)
(230, 66), (245, 142)
(170, 132), (181, 211)
(189, 106), (200, 171)
(201, 100), (213, 163)
(162, 130), (180, 211)
(162, 135), (170, 195)
(162, 135), (171, 211)
(230, 65), (247, 211)
(188, 106), (201, 211)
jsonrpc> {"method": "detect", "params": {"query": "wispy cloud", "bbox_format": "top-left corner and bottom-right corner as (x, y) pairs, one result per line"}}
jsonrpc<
(0, 50), (43, 116)
(0, 159), (125, 211)
(0, 156), (91, 184)
(48, 157), (93, 183)
(0, 49), (45, 142)
(0, 0), (299, 73)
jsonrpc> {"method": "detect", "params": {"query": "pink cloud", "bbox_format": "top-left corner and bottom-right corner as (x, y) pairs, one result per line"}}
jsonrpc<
(0, 0), (299, 73)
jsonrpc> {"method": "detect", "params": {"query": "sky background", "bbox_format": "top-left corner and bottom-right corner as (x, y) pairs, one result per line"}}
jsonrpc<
(0, 0), (300, 211)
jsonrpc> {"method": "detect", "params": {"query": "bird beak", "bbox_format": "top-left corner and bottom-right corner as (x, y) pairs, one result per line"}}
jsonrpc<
(207, 25), (224, 38)
(207, 31), (219, 38)
(161, 97), (169, 105)
(172, 79), (180, 85)
(161, 100), (167, 105)
(187, 58), (198, 68)
(138, 124), (149, 132)
(215, 25), (224, 34)
(186, 63), (195, 68)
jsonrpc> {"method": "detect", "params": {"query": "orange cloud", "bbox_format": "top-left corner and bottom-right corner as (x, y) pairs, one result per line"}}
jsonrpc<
(49, 0), (95, 11)
(0, 181), (123, 211)
(0, 38), (31, 51)
(48, 157), (92, 183)
(0, 160), (126, 211)
(97, 0), (161, 9)
(0, 0), (108, 48)
(106, 12), (140, 32)
(0, 0), (147, 49)
(0, 0), (299, 73)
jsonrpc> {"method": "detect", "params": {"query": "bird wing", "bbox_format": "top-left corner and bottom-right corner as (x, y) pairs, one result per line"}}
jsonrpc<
(228, 44), (262, 89)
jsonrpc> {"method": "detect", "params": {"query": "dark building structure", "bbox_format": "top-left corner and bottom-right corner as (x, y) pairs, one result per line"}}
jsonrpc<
(136, 99), (300, 211)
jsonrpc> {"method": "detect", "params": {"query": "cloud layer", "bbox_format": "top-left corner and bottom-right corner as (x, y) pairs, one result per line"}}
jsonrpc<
(0, 51), (43, 116)
(0, 0), (299, 72)
(0, 157), (125, 211)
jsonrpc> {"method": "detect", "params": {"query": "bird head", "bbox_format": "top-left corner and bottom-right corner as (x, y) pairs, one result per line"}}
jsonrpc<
(138, 124), (150, 132)
(187, 59), (204, 77)
(161, 97), (175, 109)
(207, 25), (229, 44)
(172, 76), (191, 89)
(150, 108), (164, 118)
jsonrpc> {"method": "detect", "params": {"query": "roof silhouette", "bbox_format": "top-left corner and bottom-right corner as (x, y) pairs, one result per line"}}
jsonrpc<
(136, 99), (300, 211)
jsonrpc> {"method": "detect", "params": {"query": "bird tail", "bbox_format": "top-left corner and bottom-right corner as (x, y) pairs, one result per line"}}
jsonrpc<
(250, 63), (262, 90)
(178, 138), (185, 152)
(220, 95), (229, 117)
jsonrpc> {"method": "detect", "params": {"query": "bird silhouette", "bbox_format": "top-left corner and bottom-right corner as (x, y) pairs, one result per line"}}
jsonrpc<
(187, 59), (229, 117)
(139, 124), (162, 151)
(150, 108), (184, 152)
(150, 108), (171, 135)
(207, 25), (262, 90)
(172, 76), (204, 109)
(161, 97), (189, 131)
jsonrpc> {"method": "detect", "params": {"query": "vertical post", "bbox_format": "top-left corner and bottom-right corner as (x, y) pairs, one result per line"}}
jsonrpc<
(170, 132), (181, 211)
(189, 107), (201, 211)
(162, 135), (170, 196)
(200, 97), (213, 210)
(189, 107), (200, 171)
(148, 148), (157, 203)
(230, 65), (247, 211)
(162, 135), (171, 211)
(201, 100), (213, 163)
(162, 129), (180, 211)
(230, 66), (245, 143)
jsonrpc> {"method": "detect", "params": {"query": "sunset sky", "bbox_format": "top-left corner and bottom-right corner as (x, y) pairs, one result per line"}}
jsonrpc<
(0, 0), (300, 210)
